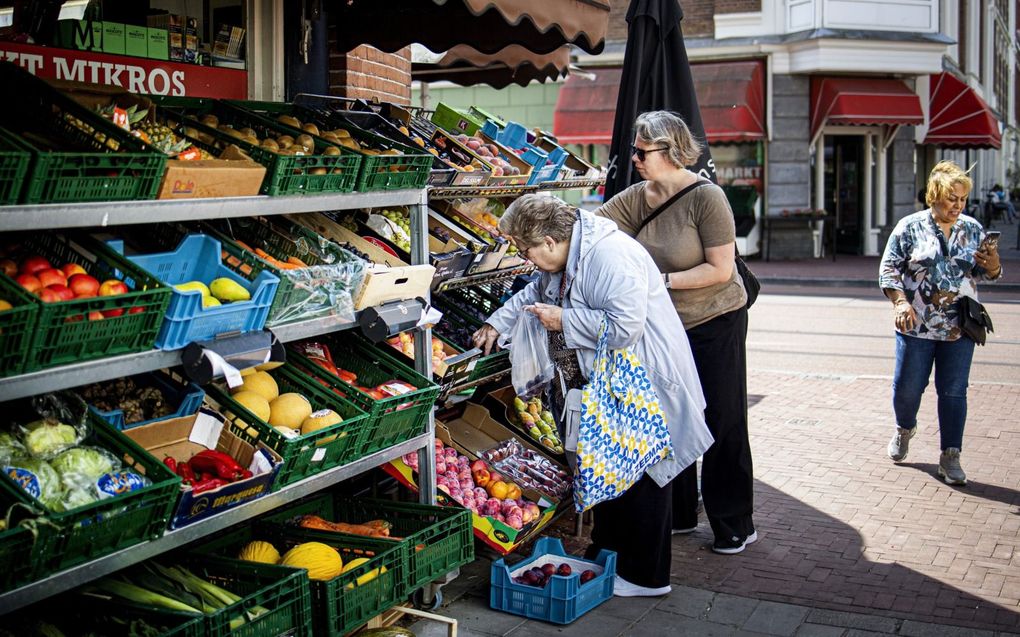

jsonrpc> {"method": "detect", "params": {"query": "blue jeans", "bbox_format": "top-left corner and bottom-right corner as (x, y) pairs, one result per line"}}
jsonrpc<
(892, 333), (975, 450)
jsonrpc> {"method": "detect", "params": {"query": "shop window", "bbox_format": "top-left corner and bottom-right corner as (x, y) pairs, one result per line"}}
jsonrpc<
(714, 142), (764, 235)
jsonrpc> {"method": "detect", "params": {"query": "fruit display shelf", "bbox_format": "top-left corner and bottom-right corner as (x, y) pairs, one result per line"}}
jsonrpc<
(426, 178), (604, 201)
(434, 264), (535, 293)
(0, 430), (432, 614)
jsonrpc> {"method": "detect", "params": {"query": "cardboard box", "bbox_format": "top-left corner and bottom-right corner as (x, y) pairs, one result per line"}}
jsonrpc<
(432, 102), (486, 136)
(125, 25), (148, 58)
(480, 385), (566, 460)
(122, 409), (282, 528)
(102, 22), (126, 55)
(157, 160), (266, 199)
(147, 27), (169, 60)
(56, 19), (101, 51)
(383, 420), (558, 555)
(147, 14), (190, 62)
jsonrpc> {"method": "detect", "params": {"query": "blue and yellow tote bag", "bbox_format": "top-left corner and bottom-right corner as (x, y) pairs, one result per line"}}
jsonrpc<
(574, 318), (673, 512)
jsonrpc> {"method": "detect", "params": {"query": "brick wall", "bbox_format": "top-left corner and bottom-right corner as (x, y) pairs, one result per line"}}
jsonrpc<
(606, 0), (760, 42)
(767, 74), (815, 259)
(327, 35), (412, 105)
(607, 0), (630, 41)
(684, 0), (716, 37)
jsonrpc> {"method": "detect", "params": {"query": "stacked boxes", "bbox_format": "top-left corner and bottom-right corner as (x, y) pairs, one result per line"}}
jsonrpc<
(146, 14), (197, 63)
(55, 18), (174, 60)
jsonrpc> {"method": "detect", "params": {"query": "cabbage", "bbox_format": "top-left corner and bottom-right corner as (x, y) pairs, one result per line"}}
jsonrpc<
(3, 456), (63, 508)
(0, 432), (24, 464)
(55, 485), (99, 511)
(23, 419), (79, 458)
(51, 447), (117, 483)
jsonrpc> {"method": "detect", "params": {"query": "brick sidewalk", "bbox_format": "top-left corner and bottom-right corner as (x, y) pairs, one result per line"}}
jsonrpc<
(668, 370), (1020, 632)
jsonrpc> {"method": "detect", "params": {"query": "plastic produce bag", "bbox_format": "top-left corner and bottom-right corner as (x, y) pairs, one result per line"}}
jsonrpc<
(18, 391), (91, 459)
(266, 260), (365, 325)
(507, 311), (555, 398)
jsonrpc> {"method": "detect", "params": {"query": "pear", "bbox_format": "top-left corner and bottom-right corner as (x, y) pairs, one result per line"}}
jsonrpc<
(175, 280), (211, 296)
(202, 296), (221, 308)
(210, 277), (251, 302)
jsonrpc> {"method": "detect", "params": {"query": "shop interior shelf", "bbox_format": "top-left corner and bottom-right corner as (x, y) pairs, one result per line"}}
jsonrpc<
(0, 431), (432, 614)
(0, 312), (359, 402)
(0, 189), (423, 231)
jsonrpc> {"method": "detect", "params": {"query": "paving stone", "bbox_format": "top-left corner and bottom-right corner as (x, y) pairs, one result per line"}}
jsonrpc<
(742, 600), (810, 635)
(630, 609), (745, 636)
(444, 597), (528, 635)
(706, 594), (760, 627)
(804, 609), (899, 633)
(505, 612), (635, 637)
(898, 620), (997, 637)
(795, 624), (847, 637)
(408, 621), (500, 637)
(592, 594), (660, 621)
(656, 585), (716, 618)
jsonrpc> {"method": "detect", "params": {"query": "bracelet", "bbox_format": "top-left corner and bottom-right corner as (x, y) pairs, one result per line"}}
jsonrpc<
(662, 272), (671, 289)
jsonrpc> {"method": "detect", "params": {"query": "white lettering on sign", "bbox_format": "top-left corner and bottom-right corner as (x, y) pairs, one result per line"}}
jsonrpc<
(717, 165), (763, 181)
(55, 57), (86, 81)
(171, 70), (185, 96)
(3, 51), (45, 74)
(9, 51), (190, 96)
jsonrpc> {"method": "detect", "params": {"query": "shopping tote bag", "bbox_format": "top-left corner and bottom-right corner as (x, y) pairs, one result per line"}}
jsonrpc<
(574, 317), (673, 512)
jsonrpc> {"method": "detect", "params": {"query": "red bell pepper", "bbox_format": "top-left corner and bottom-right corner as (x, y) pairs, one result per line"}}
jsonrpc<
(189, 450), (247, 481)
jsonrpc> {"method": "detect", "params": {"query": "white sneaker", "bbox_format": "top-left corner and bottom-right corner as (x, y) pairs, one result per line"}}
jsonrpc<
(888, 426), (916, 462)
(711, 530), (759, 555)
(612, 575), (671, 597)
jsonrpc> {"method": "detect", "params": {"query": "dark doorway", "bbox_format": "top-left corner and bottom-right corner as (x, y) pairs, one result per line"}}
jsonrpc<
(824, 135), (864, 254)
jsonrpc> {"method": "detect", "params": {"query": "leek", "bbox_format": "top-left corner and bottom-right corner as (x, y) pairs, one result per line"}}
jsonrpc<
(84, 579), (203, 615)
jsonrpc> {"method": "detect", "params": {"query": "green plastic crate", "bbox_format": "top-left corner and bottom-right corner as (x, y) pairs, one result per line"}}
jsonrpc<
(262, 494), (473, 594)
(0, 62), (167, 204)
(151, 96), (362, 195)
(0, 410), (180, 576)
(287, 333), (440, 457)
(205, 216), (367, 325)
(7, 232), (172, 373)
(202, 363), (371, 487)
(228, 100), (433, 192)
(0, 487), (37, 593)
(432, 289), (510, 384)
(0, 272), (39, 377)
(0, 125), (31, 205)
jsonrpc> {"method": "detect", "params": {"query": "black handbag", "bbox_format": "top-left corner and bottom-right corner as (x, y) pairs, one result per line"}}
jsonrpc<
(637, 180), (760, 309)
(958, 296), (993, 345)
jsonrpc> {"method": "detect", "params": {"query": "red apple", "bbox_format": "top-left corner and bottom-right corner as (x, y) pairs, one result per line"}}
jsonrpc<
(20, 256), (51, 276)
(127, 306), (145, 315)
(61, 263), (88, 278)
(98, 279), (128, 296)
(0, 259), (16, 277)
(68, 274), (100, 298)
(36, 288), (61, 303)
(46, 284), (74, 301)
(36, 268), (66, 289)
(102, 308), (125, 318)
(15, 274), (41, 293)
(88, 311), (104, 321)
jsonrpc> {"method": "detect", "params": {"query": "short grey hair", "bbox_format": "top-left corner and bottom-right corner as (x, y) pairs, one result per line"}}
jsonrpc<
(634, 111), (703, 168)
(498, 194), (577, 248)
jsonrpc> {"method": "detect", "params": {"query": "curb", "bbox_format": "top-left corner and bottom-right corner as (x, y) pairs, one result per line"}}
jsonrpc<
(758, 276), (1020, 292)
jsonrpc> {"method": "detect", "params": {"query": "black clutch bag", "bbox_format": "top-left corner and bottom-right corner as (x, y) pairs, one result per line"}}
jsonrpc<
(958, 296), (994, 345)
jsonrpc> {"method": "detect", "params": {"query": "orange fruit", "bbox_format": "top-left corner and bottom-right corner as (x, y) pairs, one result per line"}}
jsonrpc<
(505, 483), (522, 500)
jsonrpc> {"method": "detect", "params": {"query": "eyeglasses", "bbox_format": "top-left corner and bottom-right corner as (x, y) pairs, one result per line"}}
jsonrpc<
(631, 146), (669, 162)
(519, 244), (536, 260)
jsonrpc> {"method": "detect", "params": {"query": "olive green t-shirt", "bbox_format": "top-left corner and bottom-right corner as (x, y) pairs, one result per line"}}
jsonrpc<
(594, 181), (747, 328)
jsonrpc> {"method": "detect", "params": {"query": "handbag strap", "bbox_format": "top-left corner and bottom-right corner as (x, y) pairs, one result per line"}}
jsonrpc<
(636, 179), (710, 235)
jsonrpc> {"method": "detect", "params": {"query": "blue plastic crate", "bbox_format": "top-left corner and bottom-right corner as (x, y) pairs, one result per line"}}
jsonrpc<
(88, 370), (205, 430)
(109, 234), (280, 350)
(490, 537), (616, 625)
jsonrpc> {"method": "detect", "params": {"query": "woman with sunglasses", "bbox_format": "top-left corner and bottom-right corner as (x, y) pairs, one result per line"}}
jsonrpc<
(472, 193), (713, 597)
(595, 111), (756, 555)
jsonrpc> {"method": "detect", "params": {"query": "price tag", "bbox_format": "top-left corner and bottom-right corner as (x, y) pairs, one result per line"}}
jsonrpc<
(311, 448), (327, 463)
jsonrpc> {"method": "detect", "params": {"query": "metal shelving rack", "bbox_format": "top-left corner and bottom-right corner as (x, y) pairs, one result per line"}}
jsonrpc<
(0, 186), (439, 613)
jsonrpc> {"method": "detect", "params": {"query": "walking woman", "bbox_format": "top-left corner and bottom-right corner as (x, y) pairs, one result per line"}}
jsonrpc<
(595, 111), (756, 555)
(881, 160), (1002, 484)
(473, 194), (713, 596)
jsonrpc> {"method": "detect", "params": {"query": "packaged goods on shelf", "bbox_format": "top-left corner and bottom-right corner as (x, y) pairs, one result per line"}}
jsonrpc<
(432, 102), (487, 136)
(107, 233), (280, 350)
(203, 363), (371, 487)
(0, 62), (167, 204)
(491, 536), (615, 624)
(122, 407), (282, 528)
(0, 392), (180, 577)
(205, 216), (367, 326)
(80, 370), (205, 430)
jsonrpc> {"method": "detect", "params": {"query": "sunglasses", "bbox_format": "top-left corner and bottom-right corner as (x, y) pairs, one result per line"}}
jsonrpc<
(631, 146), (669, 162)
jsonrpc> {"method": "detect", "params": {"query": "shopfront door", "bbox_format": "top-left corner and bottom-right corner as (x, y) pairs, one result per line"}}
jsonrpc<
(824, 136), (864, 254)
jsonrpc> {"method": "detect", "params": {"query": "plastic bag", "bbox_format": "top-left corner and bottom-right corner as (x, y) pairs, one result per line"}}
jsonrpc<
(265, 261), (364, 325)
(18, 391), (91, 459)
(508, 311), (555, 399)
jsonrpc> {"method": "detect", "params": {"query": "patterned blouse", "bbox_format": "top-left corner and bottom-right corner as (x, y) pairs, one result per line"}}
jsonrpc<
(879, 210), (1000, 341)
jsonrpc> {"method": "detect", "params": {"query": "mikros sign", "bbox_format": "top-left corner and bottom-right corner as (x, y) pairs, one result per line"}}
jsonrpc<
(0, 42), (246, 98)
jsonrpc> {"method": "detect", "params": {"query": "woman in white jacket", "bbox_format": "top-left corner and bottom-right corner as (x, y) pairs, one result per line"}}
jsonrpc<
(473, 194), (712, 597)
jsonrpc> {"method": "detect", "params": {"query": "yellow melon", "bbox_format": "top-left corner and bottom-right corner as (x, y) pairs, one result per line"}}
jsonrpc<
(233, 371), (279, 402)
(232, 390), (271, 422)
(268, 393), (313, 429)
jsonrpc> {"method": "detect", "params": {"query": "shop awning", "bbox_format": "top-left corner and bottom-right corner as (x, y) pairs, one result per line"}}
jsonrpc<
(809, 77), (924, 144)
(693, 60), (766, 143)
(411, 45), (570, 89)
(552, 61), (767, 145)
(330, 0), (610, 56)
(923, 71), (1002, 149)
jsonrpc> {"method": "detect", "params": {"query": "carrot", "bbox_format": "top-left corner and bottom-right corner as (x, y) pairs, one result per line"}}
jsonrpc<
(286, 256), (308, 267)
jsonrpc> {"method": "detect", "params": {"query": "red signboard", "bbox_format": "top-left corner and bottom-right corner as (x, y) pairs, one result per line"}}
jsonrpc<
(0, 42), (247, 98)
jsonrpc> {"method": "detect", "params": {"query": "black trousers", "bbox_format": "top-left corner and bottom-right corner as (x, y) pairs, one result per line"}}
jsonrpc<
(671, 307), (754, 542)
(585, 473), (672, 588)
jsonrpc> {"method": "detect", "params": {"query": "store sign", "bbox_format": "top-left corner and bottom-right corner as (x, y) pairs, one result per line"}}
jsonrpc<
(0, 42), (246, 98)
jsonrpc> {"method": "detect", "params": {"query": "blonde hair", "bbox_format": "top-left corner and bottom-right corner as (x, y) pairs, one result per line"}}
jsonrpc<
(634, 111), (703, 168)
(498, 194), (576, 248)
(925, 160), (973, 207)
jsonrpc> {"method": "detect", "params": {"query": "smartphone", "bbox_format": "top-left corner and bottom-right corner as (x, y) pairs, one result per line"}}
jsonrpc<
(982, 231), (1001, 250)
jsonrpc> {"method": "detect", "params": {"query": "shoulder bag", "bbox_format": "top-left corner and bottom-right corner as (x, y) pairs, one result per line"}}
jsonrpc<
(637, 180), (760, 309)
(958, 296), (994, 345)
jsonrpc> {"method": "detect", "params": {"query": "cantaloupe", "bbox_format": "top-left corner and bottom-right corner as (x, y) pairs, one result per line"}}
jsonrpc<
(232, 371), (279, 402)
(280, 542), (343, 580)
(268, 393), (313, 429)
(233, 390), (271, 422)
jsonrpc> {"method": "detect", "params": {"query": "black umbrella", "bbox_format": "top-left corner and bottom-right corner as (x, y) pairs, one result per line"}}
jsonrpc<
(603, 0), (716, 199)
